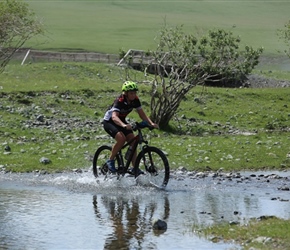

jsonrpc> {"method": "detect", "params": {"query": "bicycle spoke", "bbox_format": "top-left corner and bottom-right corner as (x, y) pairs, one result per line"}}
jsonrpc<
(136, 146), (170, 187)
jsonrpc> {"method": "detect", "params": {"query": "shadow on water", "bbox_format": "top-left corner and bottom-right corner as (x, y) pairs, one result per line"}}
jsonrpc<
(0, 170), (290, 249)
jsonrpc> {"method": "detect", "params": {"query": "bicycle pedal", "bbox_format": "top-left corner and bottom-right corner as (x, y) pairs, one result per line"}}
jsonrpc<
(101, 169), (107, 175)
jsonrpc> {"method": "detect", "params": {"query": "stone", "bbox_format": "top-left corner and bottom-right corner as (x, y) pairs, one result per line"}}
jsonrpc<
(39, 157), (51, 164)
(4, 145), (11, 152)
(152, 219), (167, 230)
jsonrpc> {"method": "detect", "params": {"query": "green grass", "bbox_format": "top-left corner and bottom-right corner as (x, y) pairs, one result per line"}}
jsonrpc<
(162, 133), (290, 172)
(199, 216), (290, 250)
(186, 87), (290, 131)
(1, 62), (124, 91)
(1, 62), (290, 173)
(24, 0), (290, 57)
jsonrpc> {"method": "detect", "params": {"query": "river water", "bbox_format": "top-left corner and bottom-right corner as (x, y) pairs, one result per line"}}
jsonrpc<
(1, 170), (290, 250)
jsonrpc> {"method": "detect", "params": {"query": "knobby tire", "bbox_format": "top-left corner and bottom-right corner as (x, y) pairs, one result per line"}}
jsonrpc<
(93, 145), (122, 177)
(135, 146), (170, 187)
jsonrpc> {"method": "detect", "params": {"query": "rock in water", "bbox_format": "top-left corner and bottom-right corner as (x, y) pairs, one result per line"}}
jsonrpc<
(152, 219), (167, 230)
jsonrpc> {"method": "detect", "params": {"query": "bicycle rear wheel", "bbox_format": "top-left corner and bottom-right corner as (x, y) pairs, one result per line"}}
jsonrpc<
(135, 146), (170, 187)
(93, 145), (123, 177)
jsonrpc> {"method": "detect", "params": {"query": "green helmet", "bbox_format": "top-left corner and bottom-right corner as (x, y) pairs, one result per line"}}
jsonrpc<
(122, 81), (138, 92)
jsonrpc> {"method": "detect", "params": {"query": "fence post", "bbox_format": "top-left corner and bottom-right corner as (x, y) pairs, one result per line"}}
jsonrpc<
(21, 49), (31, 65)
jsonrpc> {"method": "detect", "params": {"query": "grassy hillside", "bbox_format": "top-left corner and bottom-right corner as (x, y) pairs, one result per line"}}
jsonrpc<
(24, 0), (289, 57)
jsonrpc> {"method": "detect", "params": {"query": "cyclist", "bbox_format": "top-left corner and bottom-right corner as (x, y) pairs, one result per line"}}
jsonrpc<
(102, 81), (158, 175)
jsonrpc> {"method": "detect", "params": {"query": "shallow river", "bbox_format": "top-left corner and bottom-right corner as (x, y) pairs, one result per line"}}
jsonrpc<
(1, 170), (290, 250)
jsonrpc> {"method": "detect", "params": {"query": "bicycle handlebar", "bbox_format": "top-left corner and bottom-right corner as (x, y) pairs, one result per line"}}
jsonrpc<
(132, 121), (154, 131)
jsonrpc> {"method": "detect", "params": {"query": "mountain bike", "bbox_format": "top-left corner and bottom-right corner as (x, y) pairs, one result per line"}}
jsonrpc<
(92, 121), (170, 188)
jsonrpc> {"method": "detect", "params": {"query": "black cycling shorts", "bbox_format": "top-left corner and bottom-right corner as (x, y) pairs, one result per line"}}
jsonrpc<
(102, 120), (133, 139)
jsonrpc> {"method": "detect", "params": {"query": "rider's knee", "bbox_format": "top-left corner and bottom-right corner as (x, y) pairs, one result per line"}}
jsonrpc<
(115, 132), (126, 144)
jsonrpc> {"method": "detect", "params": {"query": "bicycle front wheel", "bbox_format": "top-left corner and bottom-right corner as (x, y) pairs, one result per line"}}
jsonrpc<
(92, 145), (112, 177)
(135, 146), (170, 187)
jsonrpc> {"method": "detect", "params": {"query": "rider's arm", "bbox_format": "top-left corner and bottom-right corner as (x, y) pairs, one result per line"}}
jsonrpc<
(137, 108), (159, 128)
(111, 111), (129, 129)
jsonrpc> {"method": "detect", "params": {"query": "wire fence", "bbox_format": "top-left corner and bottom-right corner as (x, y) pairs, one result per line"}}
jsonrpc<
(12, 49), (160, 75)
(13, 49), (120, 64)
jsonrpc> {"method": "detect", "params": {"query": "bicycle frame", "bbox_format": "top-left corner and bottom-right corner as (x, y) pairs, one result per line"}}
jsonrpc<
(117, 125), (148, 173)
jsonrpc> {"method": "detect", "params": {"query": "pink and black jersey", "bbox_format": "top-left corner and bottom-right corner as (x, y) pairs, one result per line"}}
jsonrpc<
(103, 94), (142, 122)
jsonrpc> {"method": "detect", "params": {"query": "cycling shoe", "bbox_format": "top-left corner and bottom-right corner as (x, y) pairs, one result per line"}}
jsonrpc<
(106, 159), (117, 173)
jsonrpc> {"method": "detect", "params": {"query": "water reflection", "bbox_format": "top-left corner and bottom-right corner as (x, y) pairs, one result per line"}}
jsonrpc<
(92, 195), (169, 249)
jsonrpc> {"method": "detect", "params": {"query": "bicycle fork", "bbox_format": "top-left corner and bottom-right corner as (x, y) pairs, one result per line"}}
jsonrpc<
(140, 145), (157, 175)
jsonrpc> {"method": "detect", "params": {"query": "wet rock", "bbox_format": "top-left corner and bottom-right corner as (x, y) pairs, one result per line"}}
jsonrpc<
(73, 168), (83, 173)
(257, 215), (276, 220)
(209, 236), (223, 243)
(194, 172), (206, 178)
(177, 166), (188, 172)
(186, 171), (195, 177)
(39, 170), (48, 175)
(208, 172), (218, 178)
(229, 220), (240, 225)
(176, 176), (185, 181)
(34, 169), (48, 175)
(175, 170), (185, 176)
(278, 186), (290, 191)
(279, 198), (289, 202)
(225, 173), (232, 178)
(152, 219), (167, 230)
(266, 174), (281, 179)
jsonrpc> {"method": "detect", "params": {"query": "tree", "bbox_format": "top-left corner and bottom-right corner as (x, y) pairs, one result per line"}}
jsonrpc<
(0, 0), (43, 73)
(278, 20), (290, 58)
(143, 25), (263, 128)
